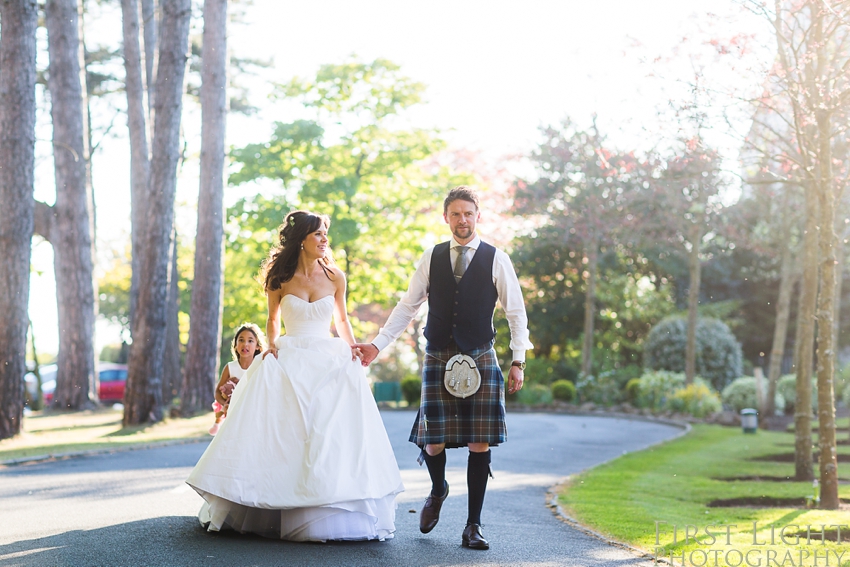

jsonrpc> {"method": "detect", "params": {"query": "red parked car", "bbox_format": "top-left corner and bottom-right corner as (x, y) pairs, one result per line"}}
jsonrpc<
(97, 363), (128, 403)
(40, 362), (128, 405)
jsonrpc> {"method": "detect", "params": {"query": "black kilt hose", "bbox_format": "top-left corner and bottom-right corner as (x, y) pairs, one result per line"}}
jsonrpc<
(409, 340), (506, 448)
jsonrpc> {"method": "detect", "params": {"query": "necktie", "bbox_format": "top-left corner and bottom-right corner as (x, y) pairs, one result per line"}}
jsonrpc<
(454, 246), (470, 282)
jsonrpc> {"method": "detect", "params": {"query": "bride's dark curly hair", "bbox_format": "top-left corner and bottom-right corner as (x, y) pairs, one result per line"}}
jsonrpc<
(260, 210), (335, 291)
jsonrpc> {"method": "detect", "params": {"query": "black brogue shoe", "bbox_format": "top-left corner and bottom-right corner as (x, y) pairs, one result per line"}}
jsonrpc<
(419, 482), (449, 533)
(462, 523), (489, 550)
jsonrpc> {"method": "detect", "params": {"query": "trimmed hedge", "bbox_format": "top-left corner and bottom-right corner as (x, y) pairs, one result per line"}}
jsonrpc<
(551, 379), (576, 402)
(400, 375), (422, 405)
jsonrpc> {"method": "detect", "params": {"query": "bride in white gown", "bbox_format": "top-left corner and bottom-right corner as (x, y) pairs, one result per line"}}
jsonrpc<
(186, 210), (404, 542)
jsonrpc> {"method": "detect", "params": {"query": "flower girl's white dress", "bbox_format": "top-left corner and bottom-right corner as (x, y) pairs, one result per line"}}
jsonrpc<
(186, 294), (404, 541)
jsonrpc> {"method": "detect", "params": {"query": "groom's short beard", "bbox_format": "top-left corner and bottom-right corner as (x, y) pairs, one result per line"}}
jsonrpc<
(453, 226), (472, 239)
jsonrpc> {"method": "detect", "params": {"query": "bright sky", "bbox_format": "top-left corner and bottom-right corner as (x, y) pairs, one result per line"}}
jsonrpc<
(28, 0), (772, 357)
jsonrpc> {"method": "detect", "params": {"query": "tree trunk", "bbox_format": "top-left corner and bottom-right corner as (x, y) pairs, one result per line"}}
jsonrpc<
(685, 221), (702, 386)
(580, 242), (598, 377)
(792, 265), (804, 373)
(765, 201), (796, 417)
(795, 184), (818, 481)
(124, 0), (191, 425)
(815, 190), (840, 508)
(835, 214), (846, 445)
(79, 2), (99, 339)
(78, 0), (96, 251)
(121, 0), (152, 331)
(814, 114), (839, 510)
(163, 231), (182, 407)
(833, 223), (845, 358)
(182, 0), (228, 415)
(45, 0), (98, 410)
(141, 0), (158, 128)
(0, 0), (38, 440)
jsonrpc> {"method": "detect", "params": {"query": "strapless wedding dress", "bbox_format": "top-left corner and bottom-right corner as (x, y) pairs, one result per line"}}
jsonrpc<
(186, 294), (404, 541)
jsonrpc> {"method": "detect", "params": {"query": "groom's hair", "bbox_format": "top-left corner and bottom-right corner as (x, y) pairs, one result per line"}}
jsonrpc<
(443, 186), (480, 214)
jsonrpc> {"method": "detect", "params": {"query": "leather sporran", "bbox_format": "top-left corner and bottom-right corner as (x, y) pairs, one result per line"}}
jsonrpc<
(443, 354), (482, 398)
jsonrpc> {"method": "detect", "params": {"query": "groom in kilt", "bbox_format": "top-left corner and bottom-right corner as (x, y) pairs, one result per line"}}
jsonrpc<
(354, 186), (533, 550)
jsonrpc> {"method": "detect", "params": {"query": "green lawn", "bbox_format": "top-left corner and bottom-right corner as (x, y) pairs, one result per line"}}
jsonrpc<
(561, 424), (850, 567)
(0, 407), (212, 463)
(791, 416), (850, 433)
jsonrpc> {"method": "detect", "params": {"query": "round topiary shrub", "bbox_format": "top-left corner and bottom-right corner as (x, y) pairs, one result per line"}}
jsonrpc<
(644, 316), (743, 392)
(400, 375), (422, 405)
(517, 383), (554, 406)
(721, 376), (785, 414)
(551, 379), (576, 402)
(776, 373), (817, 415)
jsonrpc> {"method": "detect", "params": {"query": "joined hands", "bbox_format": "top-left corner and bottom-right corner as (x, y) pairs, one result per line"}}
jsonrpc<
(351, 343), (379, 366)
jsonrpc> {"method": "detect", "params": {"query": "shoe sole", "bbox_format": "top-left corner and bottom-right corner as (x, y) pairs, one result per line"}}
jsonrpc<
(462, 539), (489, 550)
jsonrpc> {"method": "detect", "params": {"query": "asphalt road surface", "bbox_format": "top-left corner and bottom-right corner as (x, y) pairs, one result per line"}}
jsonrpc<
(0, 411), (680, 567)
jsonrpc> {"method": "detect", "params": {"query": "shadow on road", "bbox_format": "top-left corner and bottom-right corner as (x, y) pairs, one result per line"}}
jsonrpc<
(0, 513), (655, 567)
(0, 413), (678, 567)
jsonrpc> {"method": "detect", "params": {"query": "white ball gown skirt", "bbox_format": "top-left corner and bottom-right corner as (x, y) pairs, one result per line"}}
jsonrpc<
(186, 295), (404, 541)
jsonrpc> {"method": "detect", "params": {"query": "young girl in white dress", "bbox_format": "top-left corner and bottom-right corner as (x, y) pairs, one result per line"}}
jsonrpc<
(208, 323), (264, 435)
(187, 210), (403, 542)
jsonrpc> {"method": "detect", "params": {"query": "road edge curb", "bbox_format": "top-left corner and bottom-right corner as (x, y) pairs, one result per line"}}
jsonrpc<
(546, 417), (692, 566)
(0, 436), (210, 468)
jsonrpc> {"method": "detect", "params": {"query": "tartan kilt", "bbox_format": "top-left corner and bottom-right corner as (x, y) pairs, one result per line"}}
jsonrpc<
(409, 340), (506, 449)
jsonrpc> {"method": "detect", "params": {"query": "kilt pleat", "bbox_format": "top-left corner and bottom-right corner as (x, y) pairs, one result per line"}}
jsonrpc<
(409, 341), (506, 449)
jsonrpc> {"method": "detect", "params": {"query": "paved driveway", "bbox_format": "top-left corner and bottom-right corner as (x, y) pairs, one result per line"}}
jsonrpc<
(0, 411), (680, 567)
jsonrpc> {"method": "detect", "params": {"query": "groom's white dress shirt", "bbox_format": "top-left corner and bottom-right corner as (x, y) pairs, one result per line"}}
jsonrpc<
(371, 234), (533, 362)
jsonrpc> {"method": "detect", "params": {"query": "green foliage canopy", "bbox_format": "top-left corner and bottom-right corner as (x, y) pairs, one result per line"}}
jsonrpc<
(224, 58), (475, 345)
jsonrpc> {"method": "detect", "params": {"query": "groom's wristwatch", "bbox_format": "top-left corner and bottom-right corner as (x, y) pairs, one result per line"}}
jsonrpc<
(511, 361), (526, 371)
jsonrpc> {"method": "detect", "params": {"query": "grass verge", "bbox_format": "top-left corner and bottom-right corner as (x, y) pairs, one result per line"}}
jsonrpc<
(560, 424), (850, 567)
(0, 407), (212, 463)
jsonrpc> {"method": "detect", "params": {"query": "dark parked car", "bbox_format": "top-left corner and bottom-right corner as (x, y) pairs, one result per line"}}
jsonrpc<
(40, 363), (127, 405)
